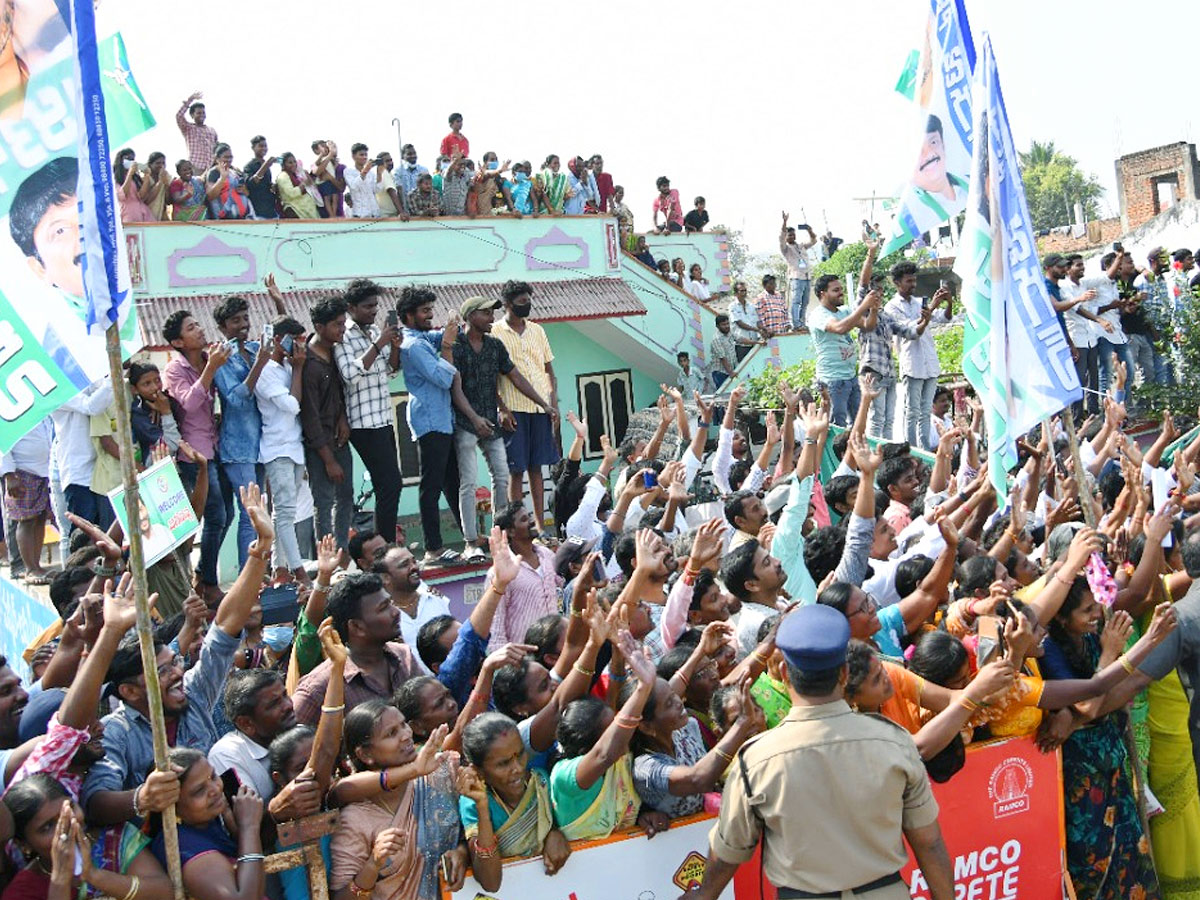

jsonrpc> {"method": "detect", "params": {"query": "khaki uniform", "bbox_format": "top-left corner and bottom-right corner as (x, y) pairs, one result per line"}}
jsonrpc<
(710, 700), (938, 899)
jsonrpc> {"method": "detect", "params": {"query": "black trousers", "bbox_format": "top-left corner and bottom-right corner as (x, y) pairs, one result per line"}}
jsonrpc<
(350, 425), (402, 542)
(417, 431), (461, 552)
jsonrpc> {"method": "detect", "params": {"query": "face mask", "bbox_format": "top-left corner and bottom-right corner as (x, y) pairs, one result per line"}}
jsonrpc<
(511, 302), (532, 318)
(515, 172), (529, 183)
(262, 626), (295, 652)
(487, 161), (499, 171)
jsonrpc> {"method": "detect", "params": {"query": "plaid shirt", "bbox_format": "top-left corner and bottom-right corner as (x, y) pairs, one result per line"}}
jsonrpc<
(755, 291), (790, 335)
(407, 188), (443, 215)
(176, 104), (218, 170)
(857, 287), (916, 379)
(333, 319), (395, 430)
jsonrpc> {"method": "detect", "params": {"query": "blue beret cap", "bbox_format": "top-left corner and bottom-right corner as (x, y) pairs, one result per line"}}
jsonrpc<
(19, 688), (67, 744)
(776, 605), (850, 671)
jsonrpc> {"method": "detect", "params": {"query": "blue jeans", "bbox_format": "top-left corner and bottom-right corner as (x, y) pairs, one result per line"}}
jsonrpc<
(1153, 350), (1176, 386)
(904, 376), (938, 450)
(824, 377), (861, 427)
(790, 278), (811, 329)
(64, 483), (114, 532)
(265, 457), (305, 571)
(177, 459), (226, 586)
(1097, 339), (1136, 399)
(866, 374), (897, 440)
(1126, 334), (1155, 388)
(222, 462), (265, 569)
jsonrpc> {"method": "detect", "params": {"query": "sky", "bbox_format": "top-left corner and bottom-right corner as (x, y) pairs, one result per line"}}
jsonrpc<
(101, 0), (1198, 257)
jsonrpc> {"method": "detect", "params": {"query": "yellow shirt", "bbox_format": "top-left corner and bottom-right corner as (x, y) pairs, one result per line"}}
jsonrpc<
(493, 318), (554, 414)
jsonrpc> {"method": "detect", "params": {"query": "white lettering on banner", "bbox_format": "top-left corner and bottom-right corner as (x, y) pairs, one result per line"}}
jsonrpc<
(0, 322), (57, 421)
(910, 841), (1021, 900)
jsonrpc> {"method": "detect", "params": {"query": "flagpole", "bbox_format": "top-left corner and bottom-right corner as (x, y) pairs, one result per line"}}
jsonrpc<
(104, 324), (185, 900)
(1060, 411), (1096, 529)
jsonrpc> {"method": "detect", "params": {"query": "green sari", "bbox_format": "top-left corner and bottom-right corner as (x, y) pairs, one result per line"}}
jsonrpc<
(537, 169), (567, 214)
(460, 769), (553, 859)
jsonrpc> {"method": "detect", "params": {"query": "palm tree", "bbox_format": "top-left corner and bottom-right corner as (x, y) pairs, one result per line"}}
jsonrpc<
(1019, 141), (1057, 170)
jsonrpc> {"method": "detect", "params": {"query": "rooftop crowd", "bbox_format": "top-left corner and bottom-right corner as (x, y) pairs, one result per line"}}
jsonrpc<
(2, 95), (1200, 900)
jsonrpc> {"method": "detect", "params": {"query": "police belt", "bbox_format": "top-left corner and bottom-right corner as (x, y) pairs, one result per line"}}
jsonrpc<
(776, 871), (903, 898)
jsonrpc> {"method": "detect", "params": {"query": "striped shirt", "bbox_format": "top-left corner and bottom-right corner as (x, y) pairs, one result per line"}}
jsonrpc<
(333, 319), (395, 430)
(493, 318), (554, 414)
(485, 545), (561, 650)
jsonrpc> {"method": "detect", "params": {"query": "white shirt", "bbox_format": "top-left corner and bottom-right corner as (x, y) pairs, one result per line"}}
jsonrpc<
(399, 586), (451, 674)
(344, 165), (381, 218)
(686, 279), (712, 301)
(0, 419), (53, 478)
(884, 295), (947, 380)
(52, 379), (114, 487)
(729, 300), (760, 343)
(1092, 275), (1126, 344)
(254, 359), (303, 464)
(208, 731), (274, 799)
(1059, 277), (1108, 349)
(779, 236), (815, 279)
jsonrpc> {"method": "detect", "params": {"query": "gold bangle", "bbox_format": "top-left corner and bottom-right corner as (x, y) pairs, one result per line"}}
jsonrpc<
(573, 662), (595, 677)
(121, 875), (140, 900)
(348, 880), (373, 899)
(1119, 655), (1135, 675)
(321, 704), (345, 714)
(569, 608), (584, 619)
(713, 748), (733, 763)
(959, 695), (980, 712)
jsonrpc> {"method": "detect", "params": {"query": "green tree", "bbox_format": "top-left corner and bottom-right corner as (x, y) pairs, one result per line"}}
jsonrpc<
(713, 225), (750, 281)
(1019, 141), (1104, 232)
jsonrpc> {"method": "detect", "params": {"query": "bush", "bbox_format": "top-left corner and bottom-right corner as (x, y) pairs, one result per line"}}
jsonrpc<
(747, 360), (817, 409)
(935, 324), (963, 378)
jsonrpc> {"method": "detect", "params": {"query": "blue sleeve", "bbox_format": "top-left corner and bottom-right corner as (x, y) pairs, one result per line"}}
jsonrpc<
(213, 363), (254, 410)
(601, 527), (617, 563)
(184, 626), (240, 719)
(436, 619), (489, 706)
(82, 713), (134, 805)
(407, 341), (458, 390)
(1039, 638), (1077, 681)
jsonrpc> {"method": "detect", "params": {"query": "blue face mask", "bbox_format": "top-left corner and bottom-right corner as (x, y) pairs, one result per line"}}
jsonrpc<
(262, 626), (295, 652)
(515, 172), (529, 183)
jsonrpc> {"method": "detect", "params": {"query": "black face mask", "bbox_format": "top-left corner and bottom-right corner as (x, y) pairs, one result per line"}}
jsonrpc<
(511, 303), (532, 318)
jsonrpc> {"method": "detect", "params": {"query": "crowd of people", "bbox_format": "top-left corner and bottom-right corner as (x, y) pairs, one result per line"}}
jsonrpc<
(2, 261), (1200, 898)
(3, 88), (1200, 900)
(109, 97), (719, 234)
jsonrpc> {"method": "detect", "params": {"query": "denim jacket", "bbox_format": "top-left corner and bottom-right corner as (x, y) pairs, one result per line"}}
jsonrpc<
(213, 341), (263, 464)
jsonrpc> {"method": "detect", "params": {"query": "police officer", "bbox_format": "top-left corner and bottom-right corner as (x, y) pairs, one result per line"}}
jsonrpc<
(682, 605), (954, 900)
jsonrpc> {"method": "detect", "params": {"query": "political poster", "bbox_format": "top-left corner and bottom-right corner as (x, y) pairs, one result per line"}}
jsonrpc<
(0, 3), (153, 454)
(107, 457), (199, 567)
(0, 574), (59, 681)
(443, 814), (740, 900)
(882, 0), (976, 255)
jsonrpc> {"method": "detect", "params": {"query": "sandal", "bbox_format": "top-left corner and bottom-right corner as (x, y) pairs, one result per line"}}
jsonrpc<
(422, 549), (464, 567)
(463, 546), (489, 563)
(23, 572), (53, 586)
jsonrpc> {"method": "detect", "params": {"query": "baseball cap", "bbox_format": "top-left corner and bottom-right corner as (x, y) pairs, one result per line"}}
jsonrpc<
(459, 296), (501, 318)
(554, 535), (599, 580)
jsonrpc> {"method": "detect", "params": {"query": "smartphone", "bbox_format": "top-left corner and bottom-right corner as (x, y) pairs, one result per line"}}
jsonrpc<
(259, 583), (300, 626)
(642, 470), (658, 489)
(220, 768), (241, 804)
(386, 310), (399, 330)
(592, 557), (606, 582)
(281, 334), (294, 354)
(263, 323), (274, 344)
(976, 614), (1006, 667)
(223, 339), (238, 353)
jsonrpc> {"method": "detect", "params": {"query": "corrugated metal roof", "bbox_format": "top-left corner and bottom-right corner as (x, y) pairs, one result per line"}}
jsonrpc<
(134, 278), (645, 349)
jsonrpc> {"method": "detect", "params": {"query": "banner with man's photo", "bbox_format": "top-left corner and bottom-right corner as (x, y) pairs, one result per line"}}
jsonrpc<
(107, 457), (200, 567)
(882, 0), (976, 255)
(0, 2), (153, 453)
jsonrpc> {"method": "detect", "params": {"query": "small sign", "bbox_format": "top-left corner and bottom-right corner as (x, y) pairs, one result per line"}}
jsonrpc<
(107, 457), (200, 566)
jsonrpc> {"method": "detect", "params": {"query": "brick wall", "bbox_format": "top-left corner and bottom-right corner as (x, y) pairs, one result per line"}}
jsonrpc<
(1037, 218), (1123, 255)
(1115, 142), (1200, 231)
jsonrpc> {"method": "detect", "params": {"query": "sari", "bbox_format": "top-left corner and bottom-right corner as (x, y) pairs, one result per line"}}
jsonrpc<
(3, 825), (147, 900)
(170, 176), (208, 221)
(1137, 580), (1200, 900)
(207, 169), (252, 220)
(1045, 634), (1160, 900)
(536, 168), (567, 214)
(459, 769), (553, 859)
(549, 755), (640, 841)
(276, 171), (319, 219)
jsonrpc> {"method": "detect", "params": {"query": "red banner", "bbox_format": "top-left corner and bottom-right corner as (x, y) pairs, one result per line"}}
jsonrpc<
(733, 737), (1065, 900)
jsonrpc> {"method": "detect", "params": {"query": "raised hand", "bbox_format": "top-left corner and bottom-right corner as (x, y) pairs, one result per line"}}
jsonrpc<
(601, 434), (618, 468)
(103, 572), (154, 636)
(317, 616), (349, 667)
(758, 521), (778, 552)
(1144, 601), (1179, 646)
(484, 642), (537, 672)
(232, 784), (264, 831)
(456, 767), (489, 805)
(316, 534), (338, 580)
(487, 526), (518, 589)
(619, 630), (657, 687)
(566, 411), (587, 441)
(689, 518), (725, 569)
(240, 482), (275, 542)
(699, 621), (734, 658)
(412, 724), (448, 776)
(1100, 609), (1134, 658)
(633, 528), (660, 572)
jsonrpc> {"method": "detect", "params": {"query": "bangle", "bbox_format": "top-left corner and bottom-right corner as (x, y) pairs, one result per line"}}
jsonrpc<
(959, 695), (980, 712)
(120, 876), (140, 900)
(573, 662), (595, 677)
(966, 598), (980, 618)
(675, 671), (691, 687)
(94, 564), (117, 577)
(751, 650), (769, 666)
(699, 421), (711, 428)
(1005, 528), (1020, 542)
(713, 748), (734, 763)
(1054, 571), (1074, 587)
(131, 785), (145, 818)
(348, 880), (374, 898)
(312, 582), (331, 596)
(569, 607), (584, 619)
(471, 836), (498, 859)
(237, 854), (265, 864)
(1119, 655), (1135, 675)
(321, 704), (345, 715)
(380, 770), (390, 791)
(608, 673), (628, 682)
(247, 541), (271, 561)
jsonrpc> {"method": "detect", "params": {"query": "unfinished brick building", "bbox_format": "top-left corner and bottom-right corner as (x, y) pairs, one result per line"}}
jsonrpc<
(1115, 142), (1200, 231)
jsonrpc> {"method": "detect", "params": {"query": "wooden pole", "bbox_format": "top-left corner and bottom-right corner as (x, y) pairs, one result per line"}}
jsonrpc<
(1060, 411), (1097, 528)
(104, 323), (185, 900)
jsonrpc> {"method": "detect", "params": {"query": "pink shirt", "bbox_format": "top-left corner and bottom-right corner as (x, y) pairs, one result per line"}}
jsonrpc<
(486, 545), (561, 650)
(653, 190), (684, 227)
(164, 352), (218, 459)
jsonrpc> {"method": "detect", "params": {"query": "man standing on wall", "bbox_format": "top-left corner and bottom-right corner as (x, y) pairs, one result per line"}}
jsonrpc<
(333, 278), (403, 542)
(885, 262), (951, 450)
(780, 212), (817, 331)
(492, 280), (560, 529)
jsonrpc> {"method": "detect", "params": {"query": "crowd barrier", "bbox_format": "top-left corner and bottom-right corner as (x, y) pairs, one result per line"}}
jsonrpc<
(442, 736), (1065, 900)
